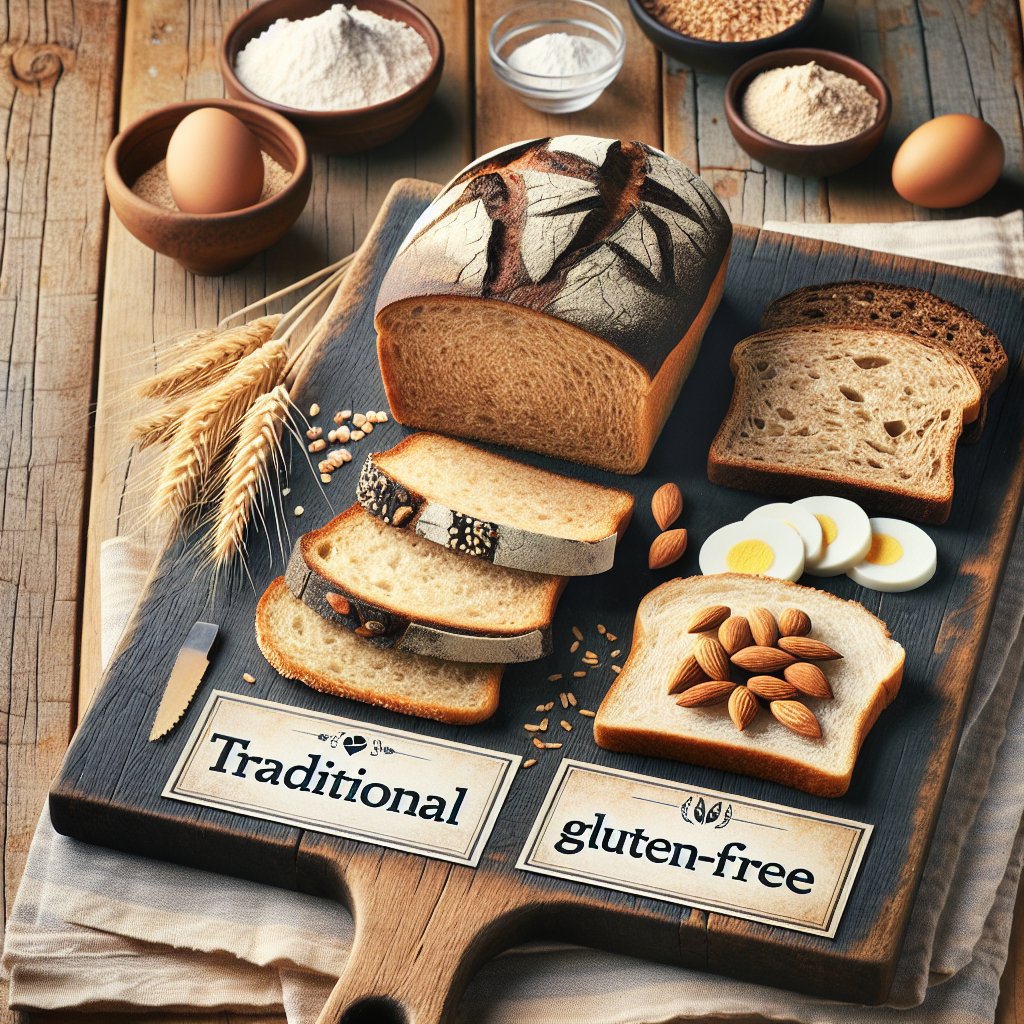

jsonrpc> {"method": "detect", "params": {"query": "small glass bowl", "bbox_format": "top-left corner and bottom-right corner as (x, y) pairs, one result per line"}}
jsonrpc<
(489, 0), (625, 114)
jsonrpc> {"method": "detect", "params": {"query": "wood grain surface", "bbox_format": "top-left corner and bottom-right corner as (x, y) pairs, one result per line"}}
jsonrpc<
(1, 0), (1022, 1022)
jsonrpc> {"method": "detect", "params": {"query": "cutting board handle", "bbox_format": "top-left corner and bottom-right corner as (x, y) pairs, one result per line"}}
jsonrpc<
(315, 854), (534, 1024)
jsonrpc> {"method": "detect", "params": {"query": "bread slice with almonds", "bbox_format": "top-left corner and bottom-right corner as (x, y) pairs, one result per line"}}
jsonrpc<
(287, 504), (566, 663)
(594, 574), (905, 797)
(256, 577), (502, 724)
(356, 433), (635, 575)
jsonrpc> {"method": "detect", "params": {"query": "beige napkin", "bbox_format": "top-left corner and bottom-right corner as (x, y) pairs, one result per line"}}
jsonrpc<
(5, 213), (1024, 1023)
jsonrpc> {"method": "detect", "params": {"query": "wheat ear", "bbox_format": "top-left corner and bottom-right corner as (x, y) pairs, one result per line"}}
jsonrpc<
(131, 400), (190, 449)
(209, 384), (291, 568)
(138, 314), (281, 400)
(154, 340), (288, 523)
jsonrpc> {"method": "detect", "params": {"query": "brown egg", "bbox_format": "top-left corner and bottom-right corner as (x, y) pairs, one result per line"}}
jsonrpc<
(166, 108), (264, 214)
(891, 114), (1004, 209)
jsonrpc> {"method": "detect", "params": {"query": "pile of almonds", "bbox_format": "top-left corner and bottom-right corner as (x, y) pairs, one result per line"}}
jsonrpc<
(669, 604), (839, 738)
(649, 482), (687, 570)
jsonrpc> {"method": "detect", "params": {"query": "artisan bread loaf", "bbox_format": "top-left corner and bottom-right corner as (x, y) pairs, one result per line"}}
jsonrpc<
(707, 326), (982, 524)
(256, 577), (501, 724)
(594, 574), (905, 797)
(357, 432), (635, 575)
(374, 136), (732, 474)
(761, 280), (1006, 442)
(287, 504), (566, 662)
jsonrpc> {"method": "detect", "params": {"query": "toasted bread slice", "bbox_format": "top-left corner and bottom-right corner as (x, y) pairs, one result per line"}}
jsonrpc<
(707, 326), (982, 524)
(761, 280), (1006, 442)
(356, 433), (635, 575)
(256, 577), (502, 724)
(288, 504), (566, 663)
(594, 574), (905, 797)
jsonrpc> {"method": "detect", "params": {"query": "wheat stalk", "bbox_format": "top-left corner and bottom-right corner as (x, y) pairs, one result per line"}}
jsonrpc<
(209, 384), (291, 568)
(131, 400), (189, 449)
(154, 340), (288, 523)
(138, 314), (281, 401)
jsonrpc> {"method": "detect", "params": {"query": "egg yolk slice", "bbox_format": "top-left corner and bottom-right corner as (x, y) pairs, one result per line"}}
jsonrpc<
(816, 513), (839, 546)
(726, 539), (775, 573)
(865, 533), (904, 566)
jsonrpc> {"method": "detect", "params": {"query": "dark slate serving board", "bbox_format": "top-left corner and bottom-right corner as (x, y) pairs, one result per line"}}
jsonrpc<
(51, 180), (1024, 1023)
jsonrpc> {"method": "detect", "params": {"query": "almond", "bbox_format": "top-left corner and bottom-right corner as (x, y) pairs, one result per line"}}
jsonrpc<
(667, 654), (706, 695)
(746, 674), (798, 700)
(718, 615), (754, 655)
(686, 604), (731, 634)
(784, 661), (833, 699)
(649, 528), (688, 570)
(652, 482), (683, 531)
(676, 680), (735, 707)
(731, 645), (795, 673)
(325, 592), (351, 616)
(777, 636), (842, 661)
(728, 685), (758, 731)
(770, 699), (822, 738)
(748, 607), (779, 648)
(778, 607), (812, 637)
(693, 636), (731, 680)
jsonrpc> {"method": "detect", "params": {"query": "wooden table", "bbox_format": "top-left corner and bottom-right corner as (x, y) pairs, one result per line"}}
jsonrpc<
(1, 1), (1021, 1021)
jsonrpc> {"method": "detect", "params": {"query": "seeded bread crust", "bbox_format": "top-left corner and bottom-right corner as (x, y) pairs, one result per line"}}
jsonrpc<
(256, 577), (502, 724)
(761, 280), (1006, 443)
(356, 434), (634, 575)
(594, 574), (905, 797)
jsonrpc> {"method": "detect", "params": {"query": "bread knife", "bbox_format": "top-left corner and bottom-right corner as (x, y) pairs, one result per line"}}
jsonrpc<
(149, 621), (219, 741)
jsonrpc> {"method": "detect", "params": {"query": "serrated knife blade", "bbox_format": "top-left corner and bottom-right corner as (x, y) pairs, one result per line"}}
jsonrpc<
(149, 621), (219, 741)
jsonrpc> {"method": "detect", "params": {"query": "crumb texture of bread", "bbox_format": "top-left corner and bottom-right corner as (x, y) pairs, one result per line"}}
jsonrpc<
(255, 578), (501, 724)
(708, 326), (981, 523)
(301, 504), (564, 635)
(367, 433), (634, 543)
(374, 135), (732, 473)
(594, 574), (905, 797)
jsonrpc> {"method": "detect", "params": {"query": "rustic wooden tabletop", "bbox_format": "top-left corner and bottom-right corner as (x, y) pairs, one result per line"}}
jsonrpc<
(1, 1), (1022, 1022)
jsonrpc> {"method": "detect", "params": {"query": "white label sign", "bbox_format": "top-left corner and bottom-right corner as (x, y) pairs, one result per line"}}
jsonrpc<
(517, 760), (871, 937)
(163, 691), (519, 867)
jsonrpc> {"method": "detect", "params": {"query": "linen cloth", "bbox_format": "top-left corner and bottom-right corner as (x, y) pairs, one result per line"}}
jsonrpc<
(4, 213), (1023, 1023)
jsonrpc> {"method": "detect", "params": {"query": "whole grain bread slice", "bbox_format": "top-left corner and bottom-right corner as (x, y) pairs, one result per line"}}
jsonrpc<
(707, 325), (982, 524)
(256, 577), (502, 724)
(288, 503), (566, 663)
(594, 574), (905, 797)
(357, 433), (635, 575)
(761, 280), (1006, 442)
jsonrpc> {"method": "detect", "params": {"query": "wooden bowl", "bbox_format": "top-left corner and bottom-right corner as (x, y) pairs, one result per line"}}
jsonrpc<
(219, 0), (444, 154)
(625, 0), (822, 74)
(725, 49), (892, 177)
(105, 98), (311, 276)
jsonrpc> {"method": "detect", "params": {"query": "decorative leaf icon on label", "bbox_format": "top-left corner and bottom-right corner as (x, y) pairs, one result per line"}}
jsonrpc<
(343, 735), (367, 756)
(705, 801), (722, 825)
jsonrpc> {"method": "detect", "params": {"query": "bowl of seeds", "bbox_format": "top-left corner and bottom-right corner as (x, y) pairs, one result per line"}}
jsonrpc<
(626, 0), (823, 73)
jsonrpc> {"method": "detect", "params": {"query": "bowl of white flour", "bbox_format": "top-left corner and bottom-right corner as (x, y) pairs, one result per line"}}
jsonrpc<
(221, 0), (443, 153)
(489, 0), (625, 114)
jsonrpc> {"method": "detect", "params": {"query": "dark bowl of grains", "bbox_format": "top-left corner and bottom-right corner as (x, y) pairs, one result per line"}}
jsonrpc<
(626, 0), (823, 73)
(104, 98), (311, 275)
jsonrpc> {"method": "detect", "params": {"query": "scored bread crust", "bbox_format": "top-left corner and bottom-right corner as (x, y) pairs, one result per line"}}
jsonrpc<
(707, 326), (982, 524)
(760, 279), (1007, 444)
(255, 578), (502, 725)
(356, 433), (635, 575)
(289, 505), (567, 663)
(594, 574), (905, 798)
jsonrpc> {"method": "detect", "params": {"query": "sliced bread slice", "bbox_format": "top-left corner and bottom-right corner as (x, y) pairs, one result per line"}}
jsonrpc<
(287, 504), (566, 663)
(256, 577), (502, 724)
(357, 433), (635, 575)
(761, 280), (1006, 443)
(707, 326), (982, 524)
(594, 574), (905, 797)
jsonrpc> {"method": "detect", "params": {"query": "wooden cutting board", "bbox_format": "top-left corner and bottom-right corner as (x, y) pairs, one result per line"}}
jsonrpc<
(51, 179), (1024, 1023)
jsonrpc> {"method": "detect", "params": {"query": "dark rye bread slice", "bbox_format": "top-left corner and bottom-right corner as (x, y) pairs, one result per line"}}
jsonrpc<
(256, 578), (502, 725)
(761, 280), (1006, 442)
(707, 326), (982, 524)
(356, 433), (635, 575)
(286, 504), (566, 663)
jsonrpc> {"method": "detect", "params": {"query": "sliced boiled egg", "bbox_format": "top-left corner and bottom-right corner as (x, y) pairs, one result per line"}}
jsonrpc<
(699, 519), (804, 581)
(745, 502), (824, 564)
(792, 495), (872, 576)
(847, 517), (937, 592)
